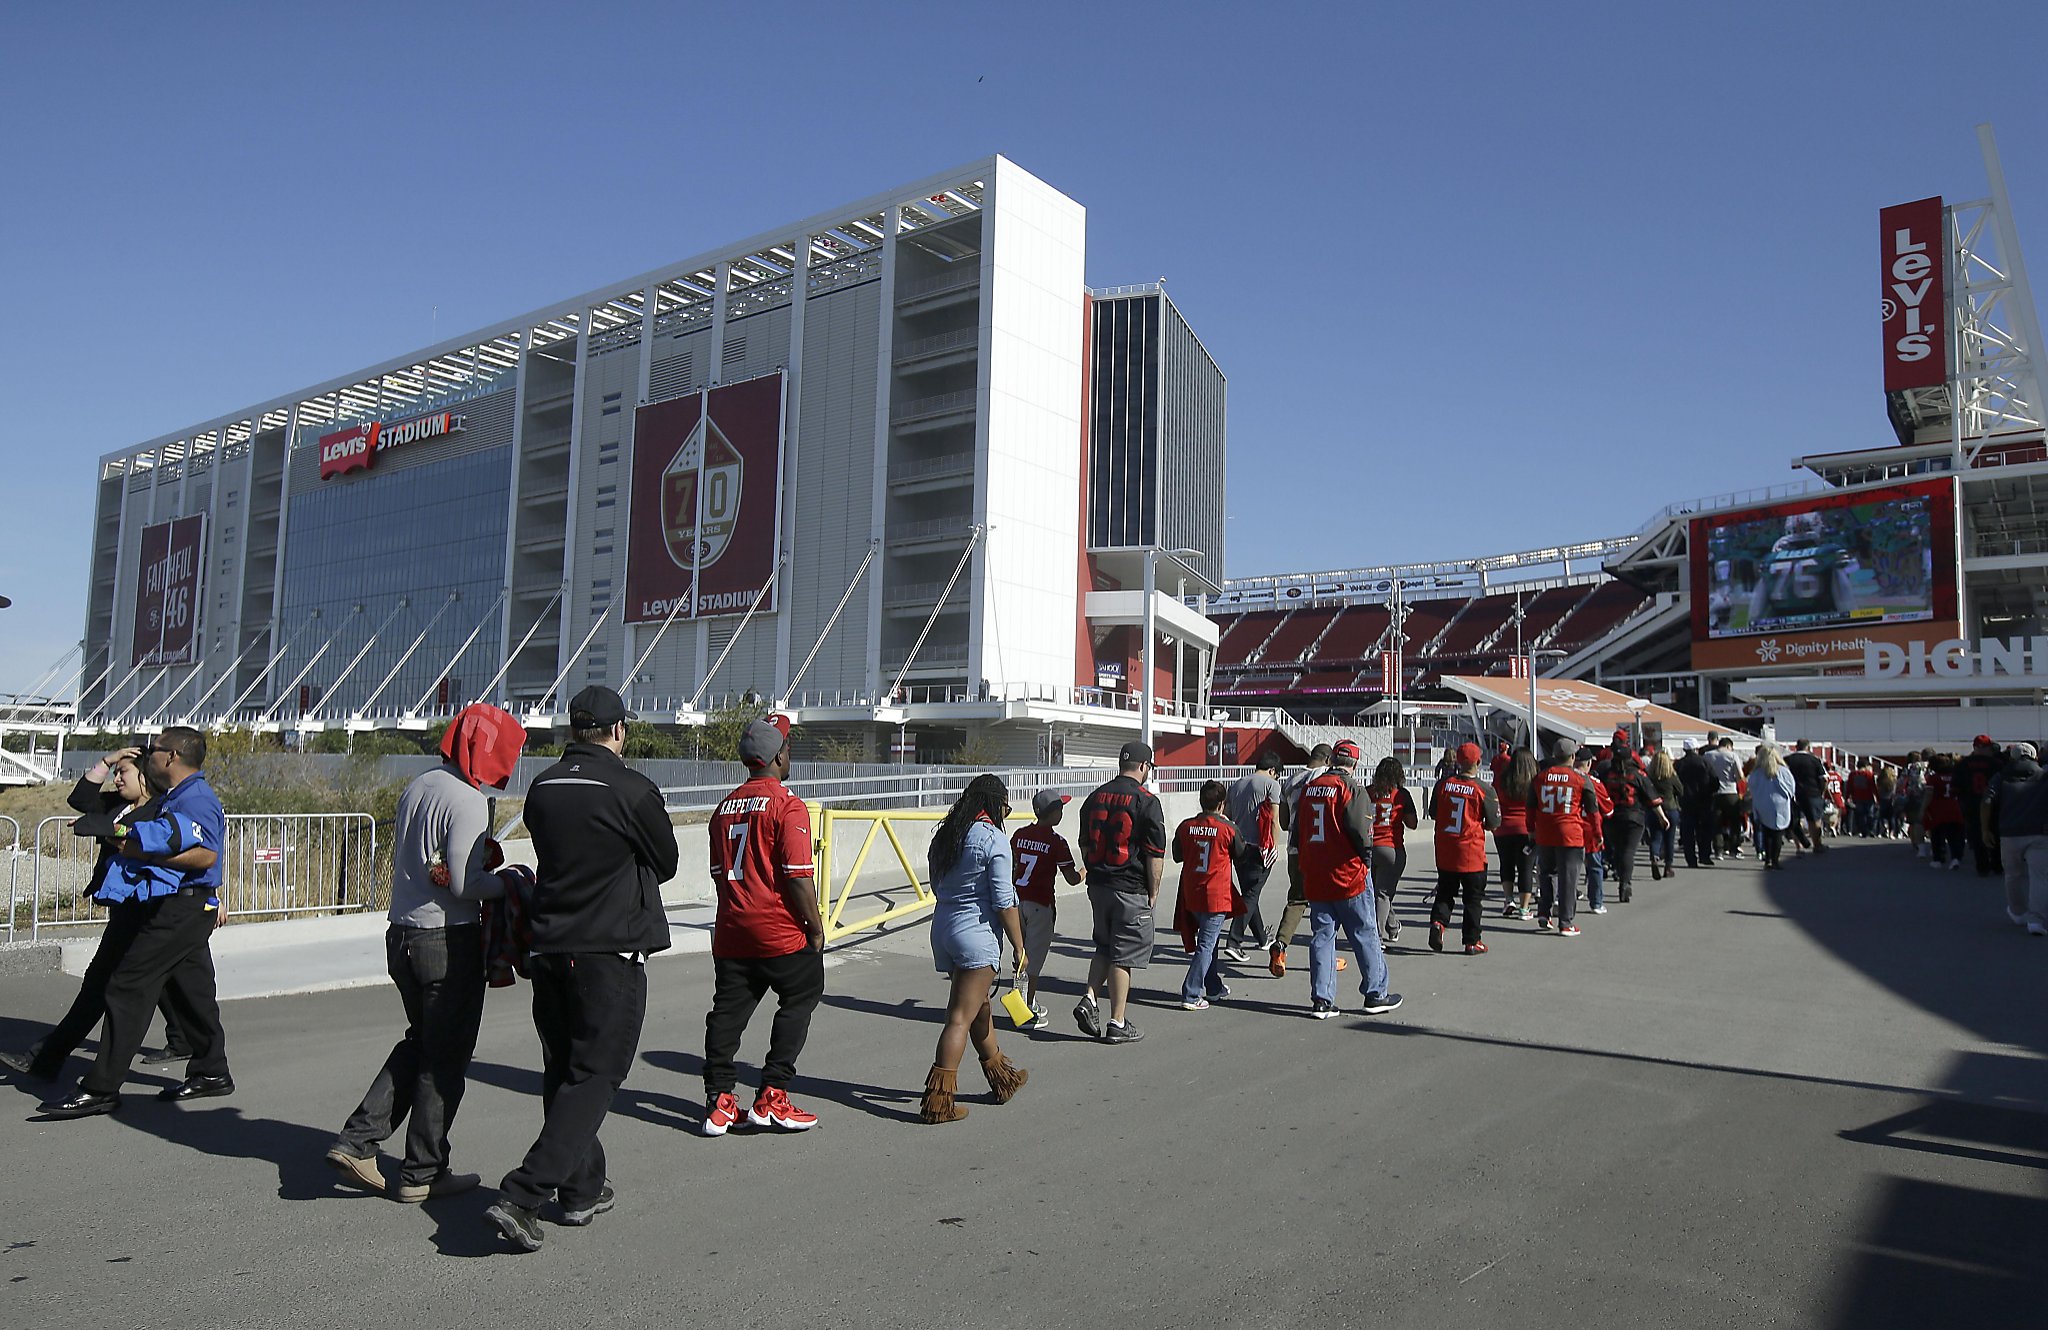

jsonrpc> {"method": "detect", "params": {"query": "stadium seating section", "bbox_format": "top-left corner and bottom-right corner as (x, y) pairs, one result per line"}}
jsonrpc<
(1210, 579), (1653, 708)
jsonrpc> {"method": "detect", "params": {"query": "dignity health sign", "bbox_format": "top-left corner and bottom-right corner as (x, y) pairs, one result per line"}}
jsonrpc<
(624, 372), (785, 623)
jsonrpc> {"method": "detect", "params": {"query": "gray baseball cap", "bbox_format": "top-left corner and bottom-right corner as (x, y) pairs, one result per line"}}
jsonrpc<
(739, 714), (791, 769)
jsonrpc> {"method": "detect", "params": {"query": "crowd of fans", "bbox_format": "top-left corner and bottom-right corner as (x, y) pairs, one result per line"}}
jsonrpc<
(8, 699), (2043, 1257)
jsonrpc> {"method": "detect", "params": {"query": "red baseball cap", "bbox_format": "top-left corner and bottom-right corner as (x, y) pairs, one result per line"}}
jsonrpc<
(1457, 742), (1482, 766)
(1332, 739), (1362, 759)
(1973, 734), (1994, 747)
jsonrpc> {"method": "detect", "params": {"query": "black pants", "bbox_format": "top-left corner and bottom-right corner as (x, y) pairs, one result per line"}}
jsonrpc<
(1930, 823), (1965, 864)
(1713, 794), (1744, 855)
(499, 953), (645, 1212)
(1430, 870), (1487, 946)
(1369, 845), (1406, 941)
(1679, 799), (1712, 867)
(1226, 845), (1272, 948)
(81, 892), (228, 1094)
(1535, 845), (1582, 925)
(335, 925), (486, 1186)
(1961, 802), (2000, 874)
(30, 905), (190, 1077)
(1793, 794), (1827, 850)
(1758, 824), (1786, 867)
(702, 949), (825, 1097)
(1495, 833), (1532, 898)
(1605, 819), (1646, 894)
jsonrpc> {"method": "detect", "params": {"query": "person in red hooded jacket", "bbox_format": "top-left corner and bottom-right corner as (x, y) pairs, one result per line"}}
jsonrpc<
(328, 703), (527, 1200)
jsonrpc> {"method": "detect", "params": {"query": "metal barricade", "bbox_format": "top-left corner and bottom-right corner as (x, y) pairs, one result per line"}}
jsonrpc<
(813, 805), (1031, 943)
(27, 811), (378, 938)
(28, 816), (104, 940)
(2, 815), (19, 941)
(219, 813), (379, 919)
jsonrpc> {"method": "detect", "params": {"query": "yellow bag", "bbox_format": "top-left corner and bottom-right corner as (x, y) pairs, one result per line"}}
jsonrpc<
(999, 975), (1036, 1027)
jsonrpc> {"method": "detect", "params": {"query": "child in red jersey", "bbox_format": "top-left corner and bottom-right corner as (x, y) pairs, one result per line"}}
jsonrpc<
(1011, 789), (1083, 1029)
(1366, 758), (1418, 944)
(1923, 754), (1965, 870)
(1173, 782), (1241, 1010)
(1430, 744), (1500, 954)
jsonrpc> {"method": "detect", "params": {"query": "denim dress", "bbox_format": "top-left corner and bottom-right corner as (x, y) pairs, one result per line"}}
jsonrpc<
(930, 818), (1015, 973)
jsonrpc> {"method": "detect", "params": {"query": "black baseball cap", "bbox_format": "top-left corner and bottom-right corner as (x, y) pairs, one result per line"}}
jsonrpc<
(568, 685), (634, 729)
(1120, 740), (1154, 765)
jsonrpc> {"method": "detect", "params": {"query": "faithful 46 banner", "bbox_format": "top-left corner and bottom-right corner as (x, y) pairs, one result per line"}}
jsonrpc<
(625, 372), (785, 623)
(131, 515), (207, 667)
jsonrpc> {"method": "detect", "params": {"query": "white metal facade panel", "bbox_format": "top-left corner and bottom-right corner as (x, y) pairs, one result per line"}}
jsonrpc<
(976, 158), (1086, 692)
(789, 279), (883, 698)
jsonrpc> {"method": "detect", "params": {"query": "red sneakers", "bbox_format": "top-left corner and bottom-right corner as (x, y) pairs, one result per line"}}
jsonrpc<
(701, 1092), (742, 1137)
(1464, 941), (1488, 955)
(749, 1087), (819, 1132)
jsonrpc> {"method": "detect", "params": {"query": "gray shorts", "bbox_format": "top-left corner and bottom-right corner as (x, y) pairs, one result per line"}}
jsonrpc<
(1020, 900), (1057, 978)
(1089, 886), (1154, 970)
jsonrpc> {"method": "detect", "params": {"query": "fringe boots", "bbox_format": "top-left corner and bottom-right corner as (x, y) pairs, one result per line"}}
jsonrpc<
(920, 1064), (969, 1124)
(979, 1050), (1029, 1104)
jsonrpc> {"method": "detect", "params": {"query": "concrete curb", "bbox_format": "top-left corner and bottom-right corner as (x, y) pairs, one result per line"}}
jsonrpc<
(0, 939), (63, 976)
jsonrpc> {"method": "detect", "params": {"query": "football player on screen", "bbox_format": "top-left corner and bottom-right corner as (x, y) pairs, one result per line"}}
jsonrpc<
(1748, 512), (1858, 627)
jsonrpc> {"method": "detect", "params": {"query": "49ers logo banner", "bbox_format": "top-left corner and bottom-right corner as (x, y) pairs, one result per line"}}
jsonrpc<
(625, 372), (784, 623)
(130, 515), (207, 667)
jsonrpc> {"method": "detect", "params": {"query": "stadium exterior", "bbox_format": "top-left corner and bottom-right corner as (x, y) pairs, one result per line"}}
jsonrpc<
(71, 157), (1242, 764)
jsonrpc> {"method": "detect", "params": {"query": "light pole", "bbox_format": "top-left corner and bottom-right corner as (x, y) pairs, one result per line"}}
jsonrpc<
(1527, 647), (1567, 756)
(1140, 546), (1203, 751)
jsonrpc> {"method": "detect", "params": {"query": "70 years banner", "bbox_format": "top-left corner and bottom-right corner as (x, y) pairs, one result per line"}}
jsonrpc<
(624, 372), (785, 624)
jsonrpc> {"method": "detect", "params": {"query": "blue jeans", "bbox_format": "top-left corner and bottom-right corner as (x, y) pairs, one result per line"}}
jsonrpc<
(1180, 912), (1230, 1003)
(1585, 850), (1607, 909)
(1649, 821), (1676, 866)
(1307, 892), (1390, 1004)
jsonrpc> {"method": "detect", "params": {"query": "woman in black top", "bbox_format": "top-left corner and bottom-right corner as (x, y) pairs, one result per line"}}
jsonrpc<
(0, 749), (188, 1082)
(1646, 750), (1685, 880)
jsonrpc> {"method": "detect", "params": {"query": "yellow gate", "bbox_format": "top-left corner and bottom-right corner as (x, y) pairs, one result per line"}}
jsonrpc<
(813, 805), (1028, 942)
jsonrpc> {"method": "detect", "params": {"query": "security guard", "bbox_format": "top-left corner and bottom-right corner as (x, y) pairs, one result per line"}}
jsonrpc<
(39, 727), (232, 1118)
(485, 686), (678, 1251)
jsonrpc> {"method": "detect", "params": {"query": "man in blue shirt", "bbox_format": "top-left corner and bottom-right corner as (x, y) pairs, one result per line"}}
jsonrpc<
(40, 727), (234, 1119)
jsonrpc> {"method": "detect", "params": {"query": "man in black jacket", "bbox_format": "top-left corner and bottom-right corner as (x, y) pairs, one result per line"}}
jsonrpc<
(1785, 741), (1830, 854)
(1675, 741), (1715, 869)
(486, 686), (678, 1252)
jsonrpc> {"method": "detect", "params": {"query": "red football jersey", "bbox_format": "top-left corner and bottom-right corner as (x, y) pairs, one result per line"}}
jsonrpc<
(1370, 787), (1414, 847)
(1173, 813), (1238, 914)
(1296, 771), (1368, 900)
(1010, 823), (1075, 908)
(1580, 777), (1610, 844)
(1847, 771), (1877, 801)
(1529, 766), (1592, 848)
(1432, 776), (1495, 873)
(708, 775), (815, 958)
(1924, 771), (1962, 826)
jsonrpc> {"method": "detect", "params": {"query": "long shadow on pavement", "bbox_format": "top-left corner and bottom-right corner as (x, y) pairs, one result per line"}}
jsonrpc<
(103, 1101), (357, 1203)
(1763, 842), (2048, 1060)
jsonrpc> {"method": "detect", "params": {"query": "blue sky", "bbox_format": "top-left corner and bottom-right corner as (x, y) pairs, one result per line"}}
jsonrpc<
(5, 1), (2048, 687)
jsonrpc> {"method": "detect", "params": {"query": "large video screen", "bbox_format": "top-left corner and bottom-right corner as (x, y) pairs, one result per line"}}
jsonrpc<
(1689, 479), (1957, 641)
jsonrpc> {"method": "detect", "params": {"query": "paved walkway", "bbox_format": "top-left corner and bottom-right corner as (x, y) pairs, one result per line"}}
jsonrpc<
(3, 838), (2044, 1329)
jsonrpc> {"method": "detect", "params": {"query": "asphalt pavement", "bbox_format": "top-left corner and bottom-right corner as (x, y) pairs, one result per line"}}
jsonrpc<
(3, 836), (2045, 1329)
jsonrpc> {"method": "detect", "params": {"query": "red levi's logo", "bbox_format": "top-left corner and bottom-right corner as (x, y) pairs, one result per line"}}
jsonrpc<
(318, 411), (463, 480)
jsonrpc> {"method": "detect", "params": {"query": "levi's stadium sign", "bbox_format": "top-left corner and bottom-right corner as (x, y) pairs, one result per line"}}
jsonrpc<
(318, 410), (464, 480)
(1880, 196), (1946, 393)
